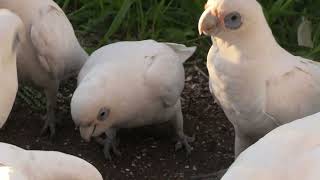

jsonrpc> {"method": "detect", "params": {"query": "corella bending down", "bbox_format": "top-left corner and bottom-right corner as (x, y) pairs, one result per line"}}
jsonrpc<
(71, 40), (196, 159)
(0, 9), (24, 128)
(0, 143), (103, 180)
(0, 0), (88, 137)
(199, 0), (320, 157)
(222, 112), (320, 180)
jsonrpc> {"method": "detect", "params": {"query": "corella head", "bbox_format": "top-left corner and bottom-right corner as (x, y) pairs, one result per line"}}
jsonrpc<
(71, 81), (113, 142)
(0, 9), (25, 128)
(198, 0), (267, 38)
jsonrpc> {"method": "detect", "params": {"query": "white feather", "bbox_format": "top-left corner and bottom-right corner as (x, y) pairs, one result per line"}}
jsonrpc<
(0, 9), (23, 128)
(199, 0), (320, 156)
(222, 112), (320, 180)
(0, 143), (103, 180)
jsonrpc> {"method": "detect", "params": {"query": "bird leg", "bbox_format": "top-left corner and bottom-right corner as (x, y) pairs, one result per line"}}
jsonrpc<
(41, 81), (60, 138)
(172, 105), (195, 155)
(95, 128), (120, 160)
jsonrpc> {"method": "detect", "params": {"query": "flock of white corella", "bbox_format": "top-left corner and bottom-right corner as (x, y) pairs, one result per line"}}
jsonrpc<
(0, 0), (319, 179)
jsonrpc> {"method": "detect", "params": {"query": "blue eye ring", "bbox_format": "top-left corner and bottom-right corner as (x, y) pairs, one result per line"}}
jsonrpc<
(224, 11), (242, 30)
(97, 107), (110, 121)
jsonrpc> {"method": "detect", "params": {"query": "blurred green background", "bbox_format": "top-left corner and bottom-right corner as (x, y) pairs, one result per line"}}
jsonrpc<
(54, 0), (320, 60)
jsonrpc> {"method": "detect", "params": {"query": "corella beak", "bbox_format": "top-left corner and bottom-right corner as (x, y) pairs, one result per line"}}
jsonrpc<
(198, 7), (220, 36)
(79, 125), (96, 142)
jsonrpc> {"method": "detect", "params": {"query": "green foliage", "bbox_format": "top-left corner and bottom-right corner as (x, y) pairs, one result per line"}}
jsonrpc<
(260, 0), (320, 59)
(54, 0), (209, 56)
(55, 0), (320, 60)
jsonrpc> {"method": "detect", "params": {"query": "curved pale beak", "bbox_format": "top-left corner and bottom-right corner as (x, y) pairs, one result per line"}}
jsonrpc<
(80, 125), (96, 142)
(198, 8), (220, 36)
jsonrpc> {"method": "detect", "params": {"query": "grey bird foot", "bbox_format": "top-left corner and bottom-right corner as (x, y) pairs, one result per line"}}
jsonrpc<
(40, 114), (60, 138)
(175, 134), (195, 155)
(95, 137), (121, 160)
(190, 169), (227, 180)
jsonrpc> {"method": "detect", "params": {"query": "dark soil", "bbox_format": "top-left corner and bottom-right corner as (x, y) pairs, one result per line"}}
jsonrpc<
(0, 63), (234, 180)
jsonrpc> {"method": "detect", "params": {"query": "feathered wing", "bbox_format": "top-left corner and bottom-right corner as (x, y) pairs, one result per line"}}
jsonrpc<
(264, 59), (320, 125)
(163, 42), (196, 63)
(143, 42), (195, 107)
(30, 4), (82, 79)
(143, 53), (185, 107)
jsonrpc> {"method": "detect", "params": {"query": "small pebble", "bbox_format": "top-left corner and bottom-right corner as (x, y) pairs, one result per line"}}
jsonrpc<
(192, 166), (197, 171)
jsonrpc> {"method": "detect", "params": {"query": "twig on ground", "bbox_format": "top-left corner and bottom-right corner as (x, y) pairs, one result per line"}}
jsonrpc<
(193, 65), (209, 79)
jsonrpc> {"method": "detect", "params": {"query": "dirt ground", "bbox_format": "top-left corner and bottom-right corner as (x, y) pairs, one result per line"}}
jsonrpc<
(0, 63), (235, 180)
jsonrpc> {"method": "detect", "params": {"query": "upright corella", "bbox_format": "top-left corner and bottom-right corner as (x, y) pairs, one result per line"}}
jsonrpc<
(0, 9), (24, 128)
(71, 40), (196, 159)
(0, 0), (88, 136)
(222, 112), (320, 180)
(199, 0), (320, 157)
(0, 143), (103, 180)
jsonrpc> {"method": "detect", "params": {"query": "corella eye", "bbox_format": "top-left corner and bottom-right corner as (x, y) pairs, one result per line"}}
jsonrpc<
(224, 12), (242, 30)
(97, 107), (110, 121)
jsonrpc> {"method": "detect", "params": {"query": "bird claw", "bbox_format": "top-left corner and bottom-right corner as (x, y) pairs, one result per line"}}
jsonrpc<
(175, 134), (195, 155)
(186, 134), (196, 142)
(40, 114), (60, 138)
(103, 146), (113, 161)
(101, 137), (121, 160)
(175, 141), (183, 151)
(94, 137), (105, 145)
(112, 145), (122, 157)
(40, 121), (56, 138)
